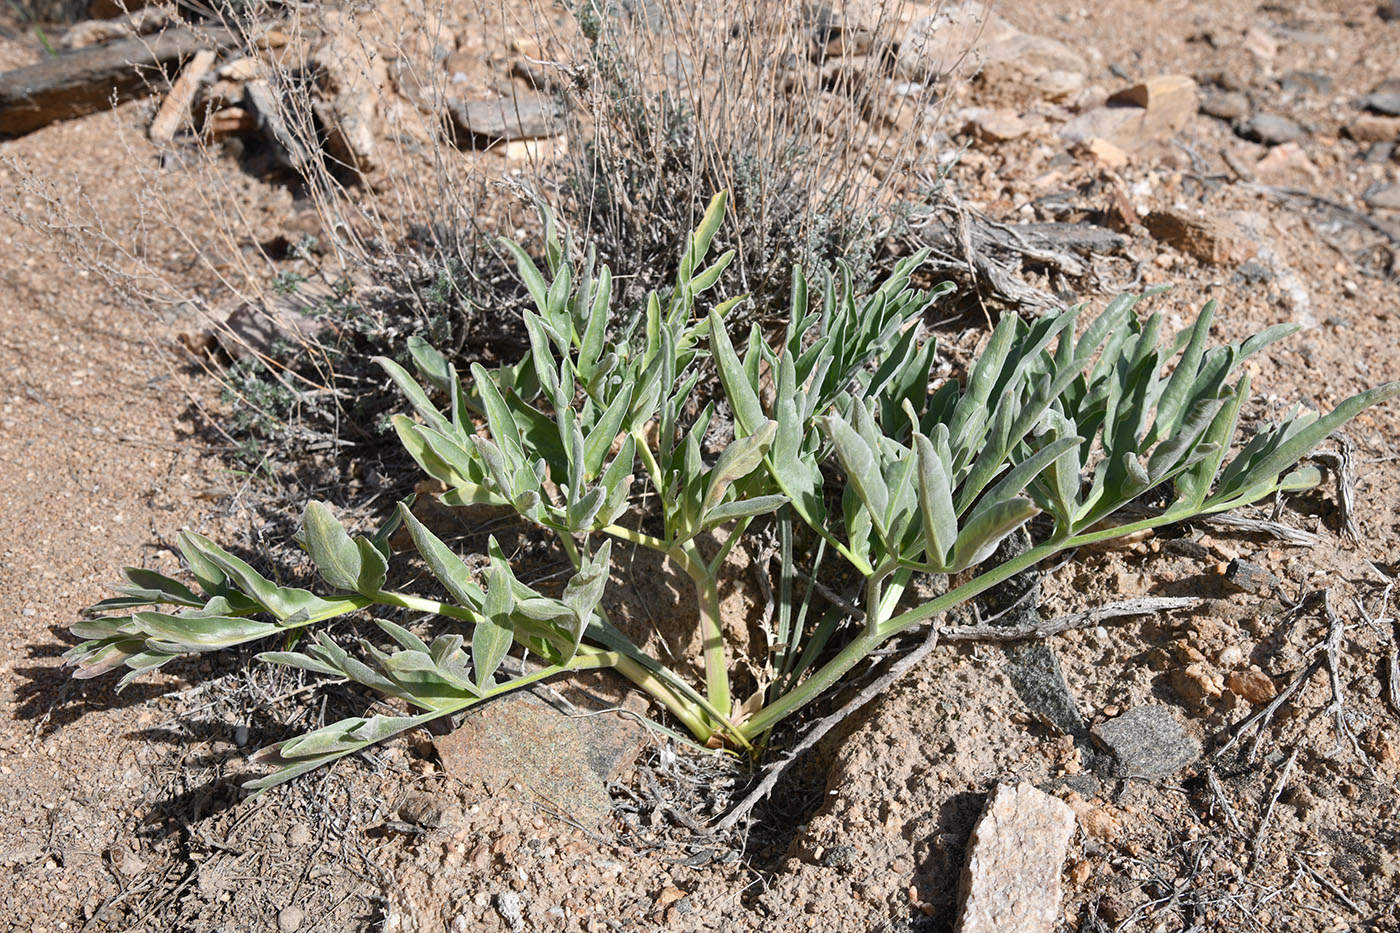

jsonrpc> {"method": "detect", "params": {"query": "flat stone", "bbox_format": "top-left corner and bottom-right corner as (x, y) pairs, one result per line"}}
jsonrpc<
(1200, 88), (1250, 122)
(1224, 558), (1281, 595)
(1238, 112), (1307, 145)
(1143, 209), (1255, 266)
(1365, 183), (1400, 210)
(969, 108), (1028, 142)
(954, 783), (1076, 933)
(1280, 70), (1333, 95)
(1357, 91), (1400, 116)
(896, 2), (1084, 91)
(1091, 705), (1201, 779)
(0, 26), (233, 136)
(1252, 141), (1321, 187)
(434, 691), (645, 828)
(447, 91), (563, 146)
(1347, 114), (1400, 142)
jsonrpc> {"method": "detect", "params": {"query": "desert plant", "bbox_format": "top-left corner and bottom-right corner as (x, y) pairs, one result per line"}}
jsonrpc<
(67, 193), (1399, 791)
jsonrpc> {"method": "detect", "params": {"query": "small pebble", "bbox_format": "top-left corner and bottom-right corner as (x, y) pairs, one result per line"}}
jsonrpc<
(288, 823), (312, 847)
(277, 905), (304, 933)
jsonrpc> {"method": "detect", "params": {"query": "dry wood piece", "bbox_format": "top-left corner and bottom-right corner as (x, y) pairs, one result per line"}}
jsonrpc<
(954, 783), (1076, 933)
(0, 27), (232, 137)
(149, 47), (215, 143)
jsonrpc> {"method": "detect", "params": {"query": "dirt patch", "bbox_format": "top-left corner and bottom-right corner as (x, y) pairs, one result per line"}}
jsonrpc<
(3, 1), (1400, 931)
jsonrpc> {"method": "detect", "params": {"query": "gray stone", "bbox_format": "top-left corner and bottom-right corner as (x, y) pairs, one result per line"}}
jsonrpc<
(1238, 112), (1307, 145)
(446, 92), (563, 146)
(1365, 183), (1400, 210)
(1224, 558), (1281, 595)
(277, 905), (305, 933)
(1091, 705), (1201, 779)
(1358, 91), (1400, 116)
(954, 783), (1076, 933)
(1199, 88), (1250, 122)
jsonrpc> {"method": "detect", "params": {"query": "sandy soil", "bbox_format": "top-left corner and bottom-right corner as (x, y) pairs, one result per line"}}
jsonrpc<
(2, 1), (1399, 931)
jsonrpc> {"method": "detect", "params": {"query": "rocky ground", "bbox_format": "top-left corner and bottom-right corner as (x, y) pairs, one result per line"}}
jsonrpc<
(2, 1), (1399, 931)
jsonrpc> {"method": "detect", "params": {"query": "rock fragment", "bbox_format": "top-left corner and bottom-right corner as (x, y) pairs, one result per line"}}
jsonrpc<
(434, 692), (644, 828)
(1252, 142), (1321, 187)
(1224, 558), (1280, 595)
(1365, 184), (1400, 210)
(896, 1), (1085, 95)
(1357, 90), (1400, 116)
(1143, 209), (1255, 266)
(1060, 74), (1197, 153)
(1091, 705), (1201, 778)
(311, 13), (389, 175)
(1200, 88), (1250, 122)
(1347, 114), (1400, 142)
(1227, 669), (1278, 704)
(1238, 112), (1307, 145)
(953, 783), (1076, 933)
(447, 92), (563, 146)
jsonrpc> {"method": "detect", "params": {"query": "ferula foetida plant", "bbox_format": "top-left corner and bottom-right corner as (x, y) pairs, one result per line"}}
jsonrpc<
(67, 192), (1399, 790)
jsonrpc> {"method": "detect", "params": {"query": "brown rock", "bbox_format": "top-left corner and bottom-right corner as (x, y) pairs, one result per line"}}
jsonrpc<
(1061, 75), (1198, 153)
(1252, 142), (1321, 187)
(1241, 26), (1279, 62)
(1062, 792), (1121, 841)
(969, 109), (1028, 142)
(1227, 669), (1277, 704)
(1108, 74), (1198, 124)
(311, 13), (388, 175)
(1082, 137), (1127, 168)
(1173, 662), (1224, 706)
(434, 692), (645, 828)
(954, 783), (1075, 933)
(1347, 114), (1400, 143)
(1143, 209), (1256, 266)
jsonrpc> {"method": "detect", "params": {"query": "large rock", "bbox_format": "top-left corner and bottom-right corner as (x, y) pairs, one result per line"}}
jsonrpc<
(446, 91), (563, 147)
(1090, 705), (1201, 778)
(954, 783), (1076, 933)
(896, 1), (1085, 96)
(434, 691), (645, 828)
(310, 13), (389, 175)
(1060, 75), (1198, 154)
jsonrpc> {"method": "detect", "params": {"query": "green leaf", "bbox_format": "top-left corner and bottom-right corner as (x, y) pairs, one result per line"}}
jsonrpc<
(135, 612), (279, 651)
(406, 337), (455, 394)
(474, 555), (516, 688)
(375, 357), (453, 436)
(702, 419), (778, 515)
(583, 385), (634, 480)
(499, 238), (549, 312)
(396, 502), (485, 610)
(948, 498), (1039, 573)
(302, 502), (387, 595)
(824, 414), (889, 539)
(709, 309), (765, 438)
(914, 432), (957, 568)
